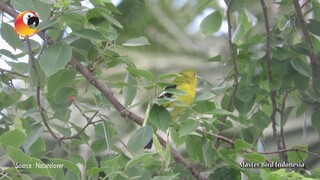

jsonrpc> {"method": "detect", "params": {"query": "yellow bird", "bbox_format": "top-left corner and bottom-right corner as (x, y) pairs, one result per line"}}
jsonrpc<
(145, 69), (197, 149)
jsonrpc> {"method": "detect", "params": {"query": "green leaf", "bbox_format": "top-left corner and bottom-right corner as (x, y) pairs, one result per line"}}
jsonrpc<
(0, 49), (17, 60)
(234, 97), (254, 114)
(47, 158), (81, 179)
(162, 88), (187, 97)
(7, 146), (51, 177)
(287, 145), (308, 163)
(91, 139), (108, 154)
(296, 103), (308, 117)
(123, 36), (150, 46)
(127, 125), (153, 154)
(23, 123), (43, 154)
(14, 117), (25, 133)
(152, 175), (179, 180)
(54, 87), (77, 104)
(251, 110), (270, 130)
(234, 139), (253, 150)
(28, 60), (46, 87)
(17, 96), (37, 110)
(179, 119), (200, 137)
(29, 137), (46, 155)
(47, 69), (77, 95)
(294, 74), (309, 90)
(269, 76), (282, 91)
(313, 1), (320, 21)
(243, 153), (266, 163)
(158, 73), (180, 81)
(123, 73), (137, 107)
(307, 19), (320, 36)
(206, 55), (221, 62)
(126, 67), (153, 81)
(226, 0), (245, 13)
(311, 111), (320, 133)
(236, 87), (254, 102)
(170, 127), (186, 147)
(202, 142), (214, 168)
(98, 8), (123, 29)
(290, 59), (311, 77)
(73, 29), (105, 40)
(260, 169), (277, 180)
(17, 39), (41, 53)
(1, 23), (21, 49)
(40, 42), (72, 77)
(209, 167), (241, 180)
(196, 92), (215, 101)
(149, 104), (172, 132)
(0, 129), (25, 148)
(125, 153), (154, 171)
(186, 135), (203, 160)
(164, 139), (171, 169)
(51, 124), (71, 136)
(200, 11), (222, 35)
(194, 101), (216, 113)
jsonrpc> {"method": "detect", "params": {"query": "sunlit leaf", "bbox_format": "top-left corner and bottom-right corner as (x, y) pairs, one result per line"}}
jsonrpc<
(127, 125), (153, 154)
(200, 11), (222, 35)
(0, 129), (25, 148)
(0, 23), (20, 49)
(40, 42), (72, 77)
(149, 104), (172, 132)
(123, 36), (150, 46)
(123, 73), (137, 107)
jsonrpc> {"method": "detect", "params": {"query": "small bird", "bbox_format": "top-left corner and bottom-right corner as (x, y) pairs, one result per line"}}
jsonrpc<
(145, 69), (197, 149)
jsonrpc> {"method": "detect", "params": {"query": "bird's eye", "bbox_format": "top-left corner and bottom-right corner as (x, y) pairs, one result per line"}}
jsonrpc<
(22, 13), (34, 24)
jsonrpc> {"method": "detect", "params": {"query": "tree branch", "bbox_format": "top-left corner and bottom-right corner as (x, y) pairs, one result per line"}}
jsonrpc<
(293, 0), (318, 89)
(214, 0), (240, 150)
(258, 148), (320, 159)
(0, 2), (207, 179)
(69, 58), (207, 180)
(217, 0), (238, 133)
(259, 0), (284, 160)
(0, 68), (28, 78)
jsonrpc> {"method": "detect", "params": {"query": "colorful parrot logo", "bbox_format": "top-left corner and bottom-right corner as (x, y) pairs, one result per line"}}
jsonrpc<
(14, 11), (39, 37)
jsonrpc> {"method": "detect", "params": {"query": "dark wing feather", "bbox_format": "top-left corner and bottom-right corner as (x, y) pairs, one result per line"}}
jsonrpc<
(158, 85), (177, 98)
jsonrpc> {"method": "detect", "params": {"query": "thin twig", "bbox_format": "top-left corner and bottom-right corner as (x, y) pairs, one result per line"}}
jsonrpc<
(259, 0), (283, 160)
(258, 148), (320, 159)
(214, 0), (239, 150)
(217, 0), (238, 132)
(25, 38), (60, 145)
(0, 68), (28, 78)
(279, 88), (294, 162)
(59, 107), (100, 141)
(293, 0), (318, 89)
(301, 0), (311, 9)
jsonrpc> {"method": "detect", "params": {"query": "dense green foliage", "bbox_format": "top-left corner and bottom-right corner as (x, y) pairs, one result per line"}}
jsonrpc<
(0, 0), (320, 179)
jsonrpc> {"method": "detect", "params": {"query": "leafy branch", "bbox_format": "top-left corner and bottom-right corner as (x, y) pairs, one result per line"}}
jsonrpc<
(0, 1), (207, 179)
(259, 0), (284, 161)
(217, 0), (238, 133)
(0, 68), (28, 78)
(293, 0), (319, 89)
(25, 38), (61, 145)
(59, 109), (102, 142)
